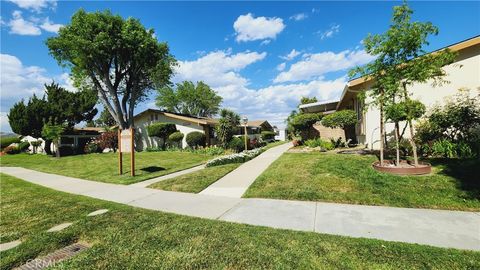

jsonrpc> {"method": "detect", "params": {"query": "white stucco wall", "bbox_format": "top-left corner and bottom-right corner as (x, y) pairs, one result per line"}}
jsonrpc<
(364, 45), (480, 149)
(134, 112), (206, 151)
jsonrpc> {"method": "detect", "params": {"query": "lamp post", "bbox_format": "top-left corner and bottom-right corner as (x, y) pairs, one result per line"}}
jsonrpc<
(241, 115), (248, 151)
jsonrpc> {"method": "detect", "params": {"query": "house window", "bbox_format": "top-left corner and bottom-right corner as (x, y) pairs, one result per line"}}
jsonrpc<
(155, 114), (159, 120)
(150, 115), (154, 121)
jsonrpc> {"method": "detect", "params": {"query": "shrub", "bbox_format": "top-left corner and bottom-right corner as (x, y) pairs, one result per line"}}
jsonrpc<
(321, 110), (358, 129)
(261, 131), (276, 141)
(30, 140), (42, 154)
(96, 131), (118, 152)
(228, 136), (246, 152)
(290, 113), (322, 131)
(84, 142), (101, 154)
(304, 138), (334, 150)
(0, 137), (21, 150)
(17, 141), (30, 152)
(145, 146), (163, 152)
(186, 131), (206, 148)
(168, 131), (184, 147)
(206, 148), (263, 167)
(147, 122), (177, 149)
(415, 90), (480, 158)
(3, 145), (20, 154)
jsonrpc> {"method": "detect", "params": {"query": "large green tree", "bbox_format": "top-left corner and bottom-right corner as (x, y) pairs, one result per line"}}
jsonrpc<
(156, 81), (222, 117)
(95, 109), (116, 127)
(8, 82), (97, 137)
(350, 0), (456, 166)
(46, 9), (176, 130)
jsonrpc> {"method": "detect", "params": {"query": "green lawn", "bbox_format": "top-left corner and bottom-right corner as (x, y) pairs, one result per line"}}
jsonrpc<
(149, 163), (241, 193)
(244, 152), (480, 211)
(263, 140), (288, 150)
(1, 174), (479, 269)
(0, 152), (209, 184)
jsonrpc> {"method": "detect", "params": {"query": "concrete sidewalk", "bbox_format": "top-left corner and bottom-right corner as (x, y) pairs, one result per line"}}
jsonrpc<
(199, 142), (293, 197)
(1, 166), (479, 251)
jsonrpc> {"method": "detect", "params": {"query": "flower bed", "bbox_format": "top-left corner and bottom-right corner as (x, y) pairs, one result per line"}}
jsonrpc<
(206, 148), (263, 167)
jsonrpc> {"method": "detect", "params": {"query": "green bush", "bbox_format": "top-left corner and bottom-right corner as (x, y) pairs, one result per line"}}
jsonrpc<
(261, 131), (276, 141)
(385, 99), (425, 122)
(84, 142), (101, 154)
(18, 141), (30, 152)
(290, 113), (322, 131)
(186, 131), (206, 148)
(228, 136), (246, 152)
(168, 131), (184, 147)
(321, 110), (357, 129)
(0, 137), (21, 150)
(430, 139), (475, 158)
(304, 138), (334, 150)
(147, 122), (177, 149)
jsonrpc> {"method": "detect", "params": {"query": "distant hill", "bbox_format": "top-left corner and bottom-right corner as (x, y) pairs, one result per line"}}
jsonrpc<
(0, 132), (19, 138)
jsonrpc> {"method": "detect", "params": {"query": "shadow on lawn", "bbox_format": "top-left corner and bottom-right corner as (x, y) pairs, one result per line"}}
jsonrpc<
(428, 158), (480, 200)
(140, 166), (165, 173)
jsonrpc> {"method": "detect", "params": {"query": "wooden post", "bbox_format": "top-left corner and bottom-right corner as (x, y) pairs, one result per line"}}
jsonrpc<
(244, 125), (248, 151)
(118, 129), (123, 175)
(130, 127), (135, 177)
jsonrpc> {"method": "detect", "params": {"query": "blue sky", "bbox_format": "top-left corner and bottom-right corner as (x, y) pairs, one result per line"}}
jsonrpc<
(1, 1), (479, 132)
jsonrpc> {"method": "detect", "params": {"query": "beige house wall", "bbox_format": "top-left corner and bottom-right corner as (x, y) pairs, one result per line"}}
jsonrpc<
(134, 112), (206, 151)
(313, 123), (346, 141)
(362, 44), (480, 149)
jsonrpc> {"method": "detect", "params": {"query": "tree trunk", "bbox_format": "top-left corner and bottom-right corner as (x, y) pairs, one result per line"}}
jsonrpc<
(401, 82), (419, 166)
(394, 122), (400, 166)
(379, 99), (385, 165)
(54, 141), (60, 158)
(44, 140), (52, 155)
(407, 120), (419, 166)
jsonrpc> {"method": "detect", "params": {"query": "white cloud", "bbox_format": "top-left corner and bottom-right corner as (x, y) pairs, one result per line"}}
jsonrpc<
(280, 49), (301, 61)
(0, 54), (77, 132)
(233, 13), (285, 42)
(8, 10), (41, 35)
(276, 62), (286, 71)
(260, 39), (271, 46)
(172, 49), (347, 129)
(290, 13), (308, 21)
(318, 24), (340, 40)
(0, 53), (50, 100)
(274, 49), (374, 83)
(0, 112), (11, 133)
(174, 49), (267, 88)
(39, 17), (62, 33)
(8, 0), (57, 12)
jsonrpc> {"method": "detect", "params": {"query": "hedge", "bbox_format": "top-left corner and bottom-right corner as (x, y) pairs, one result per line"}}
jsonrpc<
(186, 131), (206, 148)
(0, 137), (21, 150)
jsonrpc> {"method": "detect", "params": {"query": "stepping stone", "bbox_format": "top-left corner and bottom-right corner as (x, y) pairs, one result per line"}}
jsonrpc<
(0, 240), (21, 252)
(87, 209), (109, 217)
(47, 222), (73, 232)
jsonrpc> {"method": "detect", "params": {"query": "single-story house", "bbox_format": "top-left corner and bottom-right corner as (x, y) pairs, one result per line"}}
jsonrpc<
(300, 35), (480, 149)
(21, 127), (106, 154)
(234, 120), (274, 140)
(299, 100), (349, 141)
(133, 109), (217, 150)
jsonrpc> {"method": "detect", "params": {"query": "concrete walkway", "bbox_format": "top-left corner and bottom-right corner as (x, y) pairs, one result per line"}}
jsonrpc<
(199, 142), (293, 197)
(1, 166), (479, 251)
(130, 164), (205, 188)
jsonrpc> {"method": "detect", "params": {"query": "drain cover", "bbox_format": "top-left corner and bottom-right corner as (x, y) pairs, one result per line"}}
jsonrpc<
(16, 243), (89, 270)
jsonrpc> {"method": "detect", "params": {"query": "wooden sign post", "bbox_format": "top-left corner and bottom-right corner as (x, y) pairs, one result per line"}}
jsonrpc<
(118, 128), (135, 176)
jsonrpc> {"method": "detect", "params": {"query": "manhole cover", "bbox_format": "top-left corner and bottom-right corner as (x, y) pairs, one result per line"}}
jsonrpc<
(16, 243), (89, 270)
